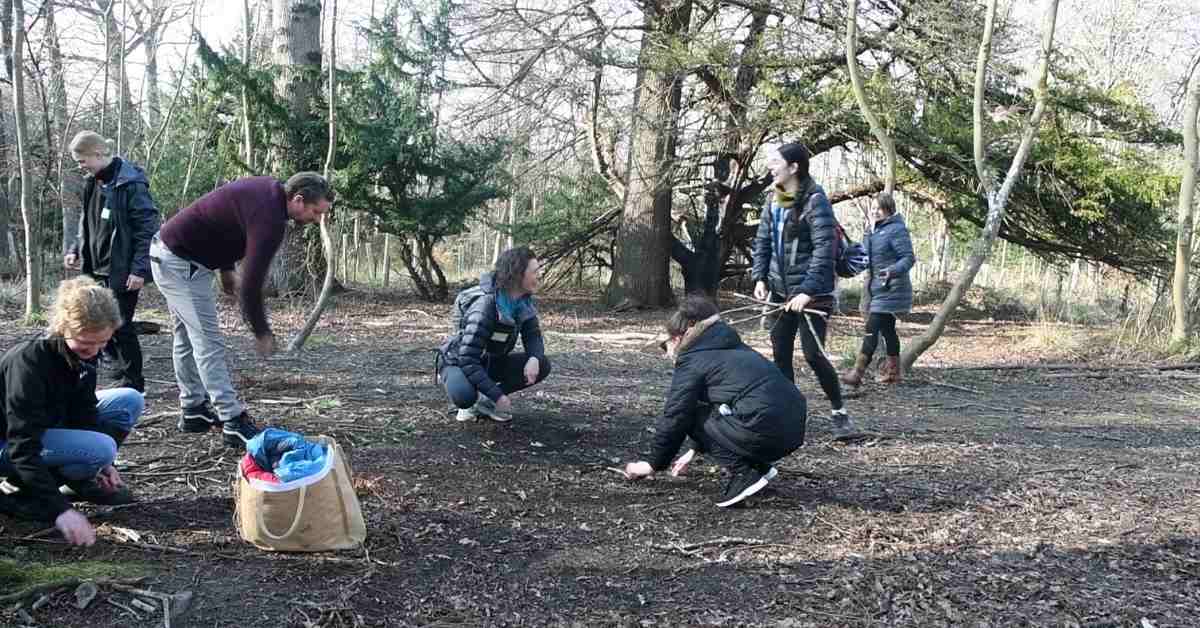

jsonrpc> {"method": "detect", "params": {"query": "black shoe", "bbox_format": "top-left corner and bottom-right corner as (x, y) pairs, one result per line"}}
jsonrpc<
(179, 401), (220, 433)
(0, 480), (45, 521)
(716, 466), (771, 508)
(221, 412), (260, 448)
(61, 479), (136, 506)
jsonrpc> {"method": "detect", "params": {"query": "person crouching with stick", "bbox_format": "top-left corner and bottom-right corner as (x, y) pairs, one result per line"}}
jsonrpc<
(623, 296), (806, 507)
(0, 277), (144, 545)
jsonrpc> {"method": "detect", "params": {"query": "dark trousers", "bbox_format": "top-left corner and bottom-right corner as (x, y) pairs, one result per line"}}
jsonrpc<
(861, 312), (900, 360)
(441, 352), (552, 409)
(687, 406), (761, 473)
(768, 294), (842, 411)
(104, 287), (145, 393)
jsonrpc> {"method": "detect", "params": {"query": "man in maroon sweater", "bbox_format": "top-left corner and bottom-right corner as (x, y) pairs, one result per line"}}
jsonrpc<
(149, 173), (333, 446)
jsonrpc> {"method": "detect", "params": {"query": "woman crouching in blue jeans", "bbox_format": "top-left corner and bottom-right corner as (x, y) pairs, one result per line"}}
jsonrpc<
(0, 277), (144, 546)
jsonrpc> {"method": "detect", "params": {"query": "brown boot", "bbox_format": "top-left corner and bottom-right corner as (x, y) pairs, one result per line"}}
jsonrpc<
(840, 354), (870, 386)
(878, 356), (902, 384)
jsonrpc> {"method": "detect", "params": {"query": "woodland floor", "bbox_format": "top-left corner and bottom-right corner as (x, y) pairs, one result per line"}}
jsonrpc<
(1, 286), (1198, 627)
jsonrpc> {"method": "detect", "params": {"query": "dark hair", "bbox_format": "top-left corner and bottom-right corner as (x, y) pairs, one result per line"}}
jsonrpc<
(665, 295), (720, 338)
(494, 246), (537, 293)
(778, 142), (810, 179)
(876, 192), (896, 215)
(284, 172), (336, 204)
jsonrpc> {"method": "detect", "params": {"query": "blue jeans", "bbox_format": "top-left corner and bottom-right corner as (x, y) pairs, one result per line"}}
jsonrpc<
(0, 388), (143, 481)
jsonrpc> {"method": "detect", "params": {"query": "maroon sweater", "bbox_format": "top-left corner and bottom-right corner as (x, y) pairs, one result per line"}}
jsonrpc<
(160, 177), (287, 336)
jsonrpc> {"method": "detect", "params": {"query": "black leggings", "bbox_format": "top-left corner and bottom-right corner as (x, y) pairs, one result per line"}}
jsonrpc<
(441, 352), (552, 409)
(768, 297), (843, 411)
(861, 313), (900, 360)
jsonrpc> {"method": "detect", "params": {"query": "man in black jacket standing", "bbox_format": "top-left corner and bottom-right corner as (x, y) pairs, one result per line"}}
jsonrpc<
(64, 131), (159, 393)
(623, 296), (806, 508)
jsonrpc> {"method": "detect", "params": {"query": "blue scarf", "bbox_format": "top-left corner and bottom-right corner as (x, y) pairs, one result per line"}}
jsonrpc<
(496, 290), (530, 322)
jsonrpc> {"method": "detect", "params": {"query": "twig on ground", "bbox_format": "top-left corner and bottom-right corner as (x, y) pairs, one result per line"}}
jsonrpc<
(913, 377), (981, 394)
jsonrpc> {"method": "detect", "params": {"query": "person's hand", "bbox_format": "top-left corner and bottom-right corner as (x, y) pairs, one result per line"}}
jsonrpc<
(64, 253), (80, 270)
(753, 281), (768, 302)
(125, 274), (145, 291)
(220, 270), (239, 298)
(95, 465), (124, 492)
(255, 333), (276, 358)
(623, 461), (654, 480)
(669, 449), (695, 477)
(495, 395), (513, 414)
(55, 509), (96, 546)
(786, 293), (812, 313)
(523, 357), (540, 385)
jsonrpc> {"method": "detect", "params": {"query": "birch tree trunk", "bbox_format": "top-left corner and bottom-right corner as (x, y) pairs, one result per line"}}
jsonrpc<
(1170, 60), (1200, 344)
(901, 0), (1060, 371)
(288, 0), (337, 352)
(12, 0), (41, 319)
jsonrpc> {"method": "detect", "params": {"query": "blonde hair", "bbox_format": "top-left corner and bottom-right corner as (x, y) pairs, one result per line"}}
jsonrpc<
(48, 276), (123, 338)
(68, 130), (115, 157)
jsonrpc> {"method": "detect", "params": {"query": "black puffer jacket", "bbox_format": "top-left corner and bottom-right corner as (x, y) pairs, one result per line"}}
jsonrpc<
(0, 337), (102, 522)
(69, 158), (160, 293)
(751, 176), (837, 298)
(439, 272), (546, 402)
(648, 319), (807, 470)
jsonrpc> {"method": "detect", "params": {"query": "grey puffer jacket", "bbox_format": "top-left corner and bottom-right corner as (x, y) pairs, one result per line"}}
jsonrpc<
(866, 213), (916, 314)
(751, 176), (837, 299)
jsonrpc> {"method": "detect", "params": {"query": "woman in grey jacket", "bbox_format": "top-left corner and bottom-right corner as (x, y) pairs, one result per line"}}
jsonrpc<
(842, 193), (916, 385)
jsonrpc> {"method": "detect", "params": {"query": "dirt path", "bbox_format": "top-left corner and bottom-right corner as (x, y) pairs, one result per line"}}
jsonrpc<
(2, 291), (1197, 627)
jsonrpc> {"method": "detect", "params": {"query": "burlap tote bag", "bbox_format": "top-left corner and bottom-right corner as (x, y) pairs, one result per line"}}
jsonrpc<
(235, 435), (366, 551)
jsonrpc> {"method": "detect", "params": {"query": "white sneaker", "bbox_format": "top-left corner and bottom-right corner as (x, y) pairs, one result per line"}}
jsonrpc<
(455, 407), (479, 422)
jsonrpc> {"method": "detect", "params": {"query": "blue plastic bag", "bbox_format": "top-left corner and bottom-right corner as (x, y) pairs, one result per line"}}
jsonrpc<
(246, 428), (327, 481)
(276, 442), (328, 482)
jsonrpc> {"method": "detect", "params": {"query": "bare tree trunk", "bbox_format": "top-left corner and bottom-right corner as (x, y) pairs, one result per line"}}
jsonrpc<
(241, 0), (255, 170)
(382, 233), (391, 287)
(288, 0), (337, 352)
(901, 0), (1060, 371)
(846, 0), (896, 195)
(269, 0), (322, 294)
(117, 0), (127, 153)
(44, 0), (83, 258)
(1171, 59), (1200, 344)
(604, 0), (691, 309)
(12, 0), (40, 319)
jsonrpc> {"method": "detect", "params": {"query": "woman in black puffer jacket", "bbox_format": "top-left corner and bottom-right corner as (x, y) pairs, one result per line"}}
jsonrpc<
(438, 247), (551, 423)
(623, 296), (806, 508)
(751, 142), (860, 440)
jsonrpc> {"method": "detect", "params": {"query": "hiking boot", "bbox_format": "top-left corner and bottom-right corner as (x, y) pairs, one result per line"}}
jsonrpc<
(878, 356), (902, 384)
(61, 478), (136, 506)
(179, 401), (220, 433)
(716, 466), (771, 508)
(221, 412), (261, 448)
(455, 405), (479, 422)
(840, 354), (870, 386)
(474, 397), (512, 423)
(830, 410), (864, 440)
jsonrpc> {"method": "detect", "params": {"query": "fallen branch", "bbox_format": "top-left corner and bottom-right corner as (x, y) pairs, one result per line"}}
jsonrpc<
(651, 536), (769, 552)
(949, 362), (1200, 372)
(912, 377), (981, 394)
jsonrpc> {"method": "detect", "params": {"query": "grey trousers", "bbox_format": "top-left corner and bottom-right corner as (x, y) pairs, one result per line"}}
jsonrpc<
(149, 234), (245, 421)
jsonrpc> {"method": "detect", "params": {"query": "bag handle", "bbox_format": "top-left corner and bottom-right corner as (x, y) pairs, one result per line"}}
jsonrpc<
(328, 444), (355, 534)
(256, 482), (308, 540)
